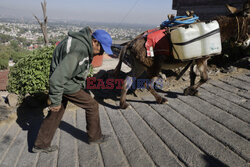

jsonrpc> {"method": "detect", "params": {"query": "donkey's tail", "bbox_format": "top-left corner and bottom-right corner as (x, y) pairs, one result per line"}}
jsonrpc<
(113, 45), (128, 78)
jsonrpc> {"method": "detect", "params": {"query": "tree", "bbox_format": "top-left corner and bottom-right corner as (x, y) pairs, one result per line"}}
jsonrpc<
(34, 0), (49, 46)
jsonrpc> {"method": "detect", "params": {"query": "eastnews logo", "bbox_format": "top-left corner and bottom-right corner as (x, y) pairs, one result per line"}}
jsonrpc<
(86, 77), (163, 90)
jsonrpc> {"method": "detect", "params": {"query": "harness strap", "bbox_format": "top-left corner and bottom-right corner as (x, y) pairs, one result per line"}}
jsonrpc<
(176, 60), (193, 81)
(237, 15), (247, 45)
(235, 16), (240, 43)
(172, 28), (220, 46)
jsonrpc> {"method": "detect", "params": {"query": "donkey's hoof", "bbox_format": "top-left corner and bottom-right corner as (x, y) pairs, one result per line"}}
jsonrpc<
(120, 102), (129, 109)
(194, 90), (199, 96)
(157, 97), (168, 104)
(184, 88), (198, 96)
(184, 88), (190, 96)
(161, 98), (168, 104)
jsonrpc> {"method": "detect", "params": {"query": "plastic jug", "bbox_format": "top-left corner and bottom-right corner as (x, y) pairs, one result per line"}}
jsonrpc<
(197, 21), (222, 56)
(171, 20), (222, 60)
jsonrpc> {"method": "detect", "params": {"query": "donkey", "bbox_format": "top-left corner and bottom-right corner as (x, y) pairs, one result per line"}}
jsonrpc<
(114, 3), (250, 109)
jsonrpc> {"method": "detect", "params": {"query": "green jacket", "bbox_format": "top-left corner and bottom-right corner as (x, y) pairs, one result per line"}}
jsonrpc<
(49, 27), (93, 107)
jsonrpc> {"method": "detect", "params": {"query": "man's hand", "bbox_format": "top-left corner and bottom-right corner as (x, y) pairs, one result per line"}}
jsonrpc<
(49, 105), (61, 112)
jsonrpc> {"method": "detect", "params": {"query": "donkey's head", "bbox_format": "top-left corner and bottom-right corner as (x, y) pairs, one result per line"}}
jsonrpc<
(217, 1), (249, 47)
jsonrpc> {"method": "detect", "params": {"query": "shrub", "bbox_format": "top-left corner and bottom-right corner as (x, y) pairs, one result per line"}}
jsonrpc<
(7, 45), (55, 95)
(10, 49), (30, 63)
(8, 45), (94, 96)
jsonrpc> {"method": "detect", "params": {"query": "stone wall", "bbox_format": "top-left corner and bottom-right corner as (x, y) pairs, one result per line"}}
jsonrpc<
(0, 70), (9, 91)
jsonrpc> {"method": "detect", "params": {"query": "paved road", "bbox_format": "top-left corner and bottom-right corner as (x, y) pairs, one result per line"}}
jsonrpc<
(0, 72), (249, 167)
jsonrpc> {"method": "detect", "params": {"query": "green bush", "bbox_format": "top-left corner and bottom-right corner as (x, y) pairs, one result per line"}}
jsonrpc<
(7, 45), (55, 95)
(8, 45), (94, 96)
(10, 49), (30, 63)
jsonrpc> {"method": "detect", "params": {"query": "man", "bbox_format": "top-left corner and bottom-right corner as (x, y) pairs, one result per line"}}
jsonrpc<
(33, 27), (113, 153)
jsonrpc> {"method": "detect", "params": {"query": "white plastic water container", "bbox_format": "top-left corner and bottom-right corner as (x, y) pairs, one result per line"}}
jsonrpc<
(171, 20), (222, 60)
(197, 21), (222, 56)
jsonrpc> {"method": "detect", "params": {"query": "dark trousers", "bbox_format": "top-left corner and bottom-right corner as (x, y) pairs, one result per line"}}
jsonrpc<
(34, 89), (102, 148)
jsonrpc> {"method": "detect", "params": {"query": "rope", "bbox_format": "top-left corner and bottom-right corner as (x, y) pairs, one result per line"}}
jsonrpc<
(160, 15), (199, 28)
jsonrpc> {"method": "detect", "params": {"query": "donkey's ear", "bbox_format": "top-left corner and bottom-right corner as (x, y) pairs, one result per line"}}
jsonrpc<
(226, 4), (240, 14)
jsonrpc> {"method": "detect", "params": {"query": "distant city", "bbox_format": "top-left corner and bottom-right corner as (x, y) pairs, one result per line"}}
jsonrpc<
(0, 16), (157, 49)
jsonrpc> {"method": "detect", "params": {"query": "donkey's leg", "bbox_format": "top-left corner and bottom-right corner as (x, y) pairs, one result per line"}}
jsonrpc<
(184, 57), (209, 96)
(120, 62), (146, 109)
(184, 64), (198, 95)
(145, 57), (168, 104)
(190, 64), (197, 86)
(113, 46), (127, 78)
(120, 75), (133, 109)
(145, 76), (168, 104)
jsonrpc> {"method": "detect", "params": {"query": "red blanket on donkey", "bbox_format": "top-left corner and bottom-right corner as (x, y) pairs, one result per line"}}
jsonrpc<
(144, 28), (171, 57)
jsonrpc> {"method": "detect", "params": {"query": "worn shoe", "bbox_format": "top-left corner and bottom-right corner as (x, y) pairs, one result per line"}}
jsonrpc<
(89, 135), (110, 145)
(32, 145), (58, 153)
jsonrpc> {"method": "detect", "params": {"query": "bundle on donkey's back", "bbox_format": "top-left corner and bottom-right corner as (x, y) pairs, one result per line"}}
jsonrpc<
(113, 2), (250, 109)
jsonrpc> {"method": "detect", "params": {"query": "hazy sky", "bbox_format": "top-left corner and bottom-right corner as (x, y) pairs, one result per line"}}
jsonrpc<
(0, 0), (175, 25)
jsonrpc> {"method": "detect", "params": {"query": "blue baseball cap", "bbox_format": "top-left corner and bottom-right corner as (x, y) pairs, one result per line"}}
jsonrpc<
(92, 30), (113, 55)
